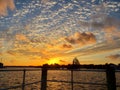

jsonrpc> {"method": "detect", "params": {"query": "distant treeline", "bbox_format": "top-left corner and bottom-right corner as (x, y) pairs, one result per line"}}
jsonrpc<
(4, 63), (120, 70)
(39, 63), (120, 70)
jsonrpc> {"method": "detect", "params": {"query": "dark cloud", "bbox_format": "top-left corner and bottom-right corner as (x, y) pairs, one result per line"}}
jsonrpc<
(59, 60), (66, 63)
(65, 32), (96, 45)
(7, 50), (16, 56)
(106, 54), (120, 60)
(62, 44), (72, 49)
(79, 16), (120, 29)
(79, 21), (104, 28)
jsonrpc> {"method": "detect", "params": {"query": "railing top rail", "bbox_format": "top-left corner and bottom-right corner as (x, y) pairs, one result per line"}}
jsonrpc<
(47, 68), (106, 72)
(0, 68), (42, 72)
(116, 70), (120, 72)
(71, 69), (106, 72)
(0, 68), (120, 72)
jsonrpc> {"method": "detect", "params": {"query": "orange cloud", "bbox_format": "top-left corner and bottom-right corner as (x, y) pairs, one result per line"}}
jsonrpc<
(0, 38), (4, 47)
(0, 52), (2, 55)
(0, 42), (2, 48)
(15, 34), (29, 42)
(106, 54), (120, 60)
(61, 44), (72, 49)
(0, 0), (15, 16)
(65, 32), (96, 45)
(104, 26), (120, 43)
(105, 26), (116, 33)
(7, 50), (16, 56)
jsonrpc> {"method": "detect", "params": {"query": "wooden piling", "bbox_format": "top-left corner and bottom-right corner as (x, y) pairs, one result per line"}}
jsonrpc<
(41, 68), (47, 90)
(22, 69), (26, 90)
(71, 70), (73, 90)
(106, 66), (116, 90)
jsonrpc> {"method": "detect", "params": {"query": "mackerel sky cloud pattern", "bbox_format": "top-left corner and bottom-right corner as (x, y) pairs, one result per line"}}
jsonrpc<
(0, 0), (120, 65)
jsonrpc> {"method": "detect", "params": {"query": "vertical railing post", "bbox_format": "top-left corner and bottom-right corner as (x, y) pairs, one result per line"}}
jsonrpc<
(71, 70), (73, 90)
(22, 69), (26, 90)
(41, 68), (47, 90)
(106, 66), (116, 90)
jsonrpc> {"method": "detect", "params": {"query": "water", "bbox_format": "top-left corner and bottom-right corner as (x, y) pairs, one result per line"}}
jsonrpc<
(0, 68), (120, 90)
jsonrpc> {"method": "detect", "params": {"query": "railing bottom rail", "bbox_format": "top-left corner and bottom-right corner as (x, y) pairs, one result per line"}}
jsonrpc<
(0, 81), (41, 90)
(47, 80), (107, 86)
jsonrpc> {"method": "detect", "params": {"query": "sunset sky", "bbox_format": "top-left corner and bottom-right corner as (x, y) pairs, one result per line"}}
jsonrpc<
(0, 0), (120, 66)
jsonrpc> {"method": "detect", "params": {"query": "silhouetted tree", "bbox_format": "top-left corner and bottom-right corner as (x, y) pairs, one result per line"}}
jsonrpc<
(0, 62), (3, 68)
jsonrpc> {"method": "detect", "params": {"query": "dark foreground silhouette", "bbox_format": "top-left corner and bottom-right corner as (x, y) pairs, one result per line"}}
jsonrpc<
(0, 62), (3, 68)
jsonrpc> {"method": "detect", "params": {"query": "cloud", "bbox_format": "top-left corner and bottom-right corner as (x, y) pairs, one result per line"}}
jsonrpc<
(106, 54), (120, 60)
(0, 52), (2, 55)
(0, 38), (4, 48)
(41, 0), (50, 4)
(59, 60), (66, 64)
(105, 26), (117, 32)
(61, 44), (72, 49)
(79, 16), (120, 44)
(79, 16), (120, 28)
(65, 32), (96, 46)
(7, 50), (16, 56)
(59, 60), (66, 62)
(15, 34), (29, 42)
(0, 0), (15, 16)
(66, 38), (120, 58)
(30, 36), (46, 43)
(104, 26), (120, 43)
(104, 17), (120, 27)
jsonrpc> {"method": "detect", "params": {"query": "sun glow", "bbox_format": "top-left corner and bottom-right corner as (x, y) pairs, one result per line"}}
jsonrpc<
(48, 58), (60, 65)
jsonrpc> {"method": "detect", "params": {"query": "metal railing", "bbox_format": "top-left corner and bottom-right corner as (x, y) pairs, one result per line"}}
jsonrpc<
(0, 68), (42, 90)
(0, 67), (120, 90)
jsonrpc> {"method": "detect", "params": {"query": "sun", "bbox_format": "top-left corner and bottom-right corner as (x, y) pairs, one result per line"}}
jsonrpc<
(48, 58), (59, 65)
